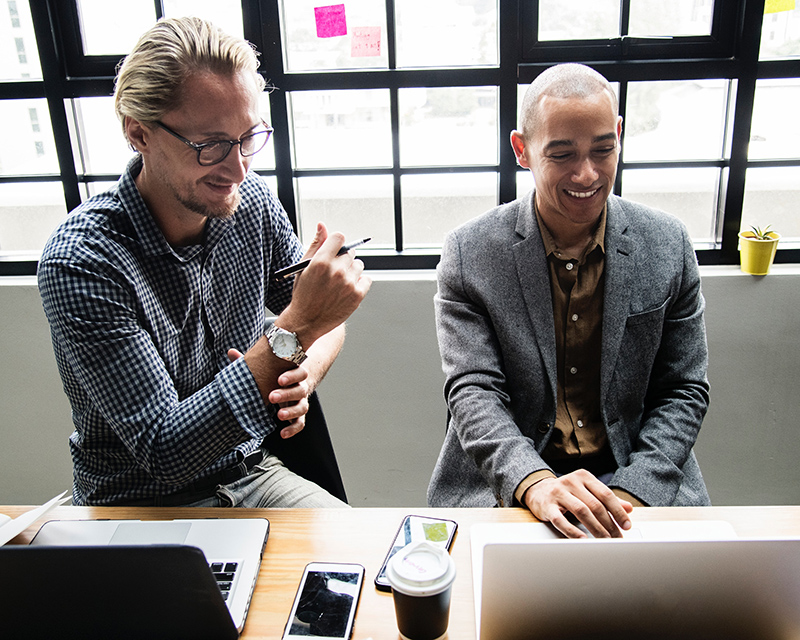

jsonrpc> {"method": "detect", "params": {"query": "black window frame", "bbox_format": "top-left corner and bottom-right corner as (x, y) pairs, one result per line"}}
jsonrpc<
(1, 0), (799, 276)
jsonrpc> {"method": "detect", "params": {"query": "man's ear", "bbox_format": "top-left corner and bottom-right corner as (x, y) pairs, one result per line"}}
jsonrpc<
(510, 130), (530, 169)
(125, 117), (150, 154)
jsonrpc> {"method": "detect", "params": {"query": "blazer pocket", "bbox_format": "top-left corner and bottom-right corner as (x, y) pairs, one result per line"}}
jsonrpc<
(626, 296), (671, 327)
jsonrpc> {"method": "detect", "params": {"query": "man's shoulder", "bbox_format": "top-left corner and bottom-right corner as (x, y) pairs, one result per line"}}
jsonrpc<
(40, 189), (131, 265)
(609, 195), (686, 231)
(238, 171), (281, 213)
(448, 195), (527, 241)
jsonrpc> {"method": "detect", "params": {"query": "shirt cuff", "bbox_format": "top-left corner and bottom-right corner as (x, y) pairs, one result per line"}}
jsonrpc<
(611, 487), (647, 507)
(216, 355), (278, 437)
(514, 470), (557, 506)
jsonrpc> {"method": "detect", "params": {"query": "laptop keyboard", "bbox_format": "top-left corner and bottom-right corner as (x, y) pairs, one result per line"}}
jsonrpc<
(209, 560), (240, 601)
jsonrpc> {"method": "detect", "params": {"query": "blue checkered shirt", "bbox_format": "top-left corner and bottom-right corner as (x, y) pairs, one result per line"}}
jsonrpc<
(38, 156), (303, 505)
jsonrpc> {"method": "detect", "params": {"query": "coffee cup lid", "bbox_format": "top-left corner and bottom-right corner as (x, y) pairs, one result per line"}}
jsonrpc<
(386, 541), (456, 596)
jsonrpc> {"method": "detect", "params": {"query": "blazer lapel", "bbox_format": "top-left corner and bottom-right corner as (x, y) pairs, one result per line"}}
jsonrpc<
(512, 193), (558, 400)
(601, 197), (633, 402)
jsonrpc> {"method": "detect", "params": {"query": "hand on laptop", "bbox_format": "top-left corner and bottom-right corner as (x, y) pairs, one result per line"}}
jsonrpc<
(522, 470), (633, 539)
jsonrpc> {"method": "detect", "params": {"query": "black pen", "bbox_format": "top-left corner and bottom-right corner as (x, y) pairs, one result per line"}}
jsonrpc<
(274, 237), (371, 280)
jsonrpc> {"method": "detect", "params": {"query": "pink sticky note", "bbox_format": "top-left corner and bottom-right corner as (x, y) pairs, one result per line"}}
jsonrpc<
(351, 26), (381, 57)
(314, 4), (347, 38)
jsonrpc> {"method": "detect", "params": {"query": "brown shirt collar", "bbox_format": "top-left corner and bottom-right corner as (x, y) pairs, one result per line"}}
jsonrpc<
(534, 196), (607, 263)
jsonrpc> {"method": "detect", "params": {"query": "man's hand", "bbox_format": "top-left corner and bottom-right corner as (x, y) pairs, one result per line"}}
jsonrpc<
(228, 349), (310, 439)
(523, 470), (633, 539)
(269, 366), (310, 439)
(281, 223), (372, 347)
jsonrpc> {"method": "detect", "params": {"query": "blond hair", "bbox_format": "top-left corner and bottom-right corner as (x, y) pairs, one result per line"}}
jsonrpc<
(519, 63), (617, 139)
(114, 16), (266, 141)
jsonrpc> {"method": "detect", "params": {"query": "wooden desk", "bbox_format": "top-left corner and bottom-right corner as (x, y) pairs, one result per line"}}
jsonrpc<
(6, 504), (800, 639)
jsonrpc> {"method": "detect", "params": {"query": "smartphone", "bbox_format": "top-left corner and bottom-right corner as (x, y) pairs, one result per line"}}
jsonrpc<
(282, 562), (365, 640)
(374, 514), (458, 591)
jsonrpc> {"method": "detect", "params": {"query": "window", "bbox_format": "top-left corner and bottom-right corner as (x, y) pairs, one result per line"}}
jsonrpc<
(1, 0), (799, 276)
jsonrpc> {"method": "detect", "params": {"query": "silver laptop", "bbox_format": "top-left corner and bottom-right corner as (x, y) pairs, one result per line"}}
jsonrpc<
(30, 517), (269, 634)
(472, 521), (800, 640)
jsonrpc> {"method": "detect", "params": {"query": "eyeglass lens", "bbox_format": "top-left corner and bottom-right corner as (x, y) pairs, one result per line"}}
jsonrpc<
(198, 129), (271, 165)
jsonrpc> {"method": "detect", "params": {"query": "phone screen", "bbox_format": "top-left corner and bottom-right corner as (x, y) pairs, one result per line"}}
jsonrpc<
(374, 515), (458, 591)
(283, 563), (365, 640)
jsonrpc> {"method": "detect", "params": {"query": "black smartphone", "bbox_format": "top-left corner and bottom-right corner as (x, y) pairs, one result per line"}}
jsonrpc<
(374, 514), (458, 591)
(282, 562), (365, 640)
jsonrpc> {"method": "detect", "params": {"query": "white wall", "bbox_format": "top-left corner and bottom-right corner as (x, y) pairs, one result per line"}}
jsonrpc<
(2, 268), (800, 506)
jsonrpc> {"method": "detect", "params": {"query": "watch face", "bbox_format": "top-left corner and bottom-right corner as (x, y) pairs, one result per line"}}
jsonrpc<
(273, 332), (296, 358)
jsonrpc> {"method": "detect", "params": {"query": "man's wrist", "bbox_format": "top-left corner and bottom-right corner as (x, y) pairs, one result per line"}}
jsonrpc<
(516, 469), (557, 506)
(265, 324), (307, 365)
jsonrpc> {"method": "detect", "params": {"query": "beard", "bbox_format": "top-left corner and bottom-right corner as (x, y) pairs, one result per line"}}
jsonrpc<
(159, 174), (242, 220)
(175, 187), (242, 220)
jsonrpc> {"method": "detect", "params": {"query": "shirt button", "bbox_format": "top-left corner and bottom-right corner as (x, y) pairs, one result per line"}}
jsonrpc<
(577, 420), (584, 428)
(571, 314), (579, 322)
(565, 262), (575, 271)
(570, 366), (578, 374)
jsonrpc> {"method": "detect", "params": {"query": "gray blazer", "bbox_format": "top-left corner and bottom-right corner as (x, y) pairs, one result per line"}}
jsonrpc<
(428, 192), (711, 508)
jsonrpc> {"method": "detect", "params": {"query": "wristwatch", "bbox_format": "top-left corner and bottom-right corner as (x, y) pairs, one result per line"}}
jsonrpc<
(265, 324), (308, 365)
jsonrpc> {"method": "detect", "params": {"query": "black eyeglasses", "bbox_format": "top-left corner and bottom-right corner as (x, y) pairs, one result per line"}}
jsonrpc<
(154, 120), (273, 166)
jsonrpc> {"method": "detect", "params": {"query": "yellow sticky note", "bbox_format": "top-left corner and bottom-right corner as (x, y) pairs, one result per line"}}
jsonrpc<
(765, 0), (795, 14)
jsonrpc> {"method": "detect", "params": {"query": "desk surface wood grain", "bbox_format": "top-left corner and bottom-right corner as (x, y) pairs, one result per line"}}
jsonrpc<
(5, 504), (800, 639)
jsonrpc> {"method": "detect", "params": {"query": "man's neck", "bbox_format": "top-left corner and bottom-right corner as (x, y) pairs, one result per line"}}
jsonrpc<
(134, 164), (207, 247)
(534, 200), (604, 260)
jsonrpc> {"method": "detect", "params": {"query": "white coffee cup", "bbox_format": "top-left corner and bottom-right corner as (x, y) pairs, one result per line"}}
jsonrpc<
(385, 541), (457, 640)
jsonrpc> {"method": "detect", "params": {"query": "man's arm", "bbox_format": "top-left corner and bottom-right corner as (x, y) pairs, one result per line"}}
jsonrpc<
(242, 223), (370, 435)
(237, 323), (346, 439)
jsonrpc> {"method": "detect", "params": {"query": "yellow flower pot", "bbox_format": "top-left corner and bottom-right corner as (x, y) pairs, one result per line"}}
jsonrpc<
(738, 231), (780, 275)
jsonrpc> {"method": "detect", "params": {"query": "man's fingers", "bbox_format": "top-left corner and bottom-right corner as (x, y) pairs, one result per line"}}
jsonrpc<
(276, 397), (309, 422)
(547, 510), (588, 539)
(280, 417), (306, 439)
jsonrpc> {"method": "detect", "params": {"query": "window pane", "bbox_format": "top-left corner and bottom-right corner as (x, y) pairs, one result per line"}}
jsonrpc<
(164, 0), (244, 39)
(295, 175), (393, 246)
(395, 0), (498, 68)
(749, 79), (800, 160)
(0, 0), (42, 80)
(538, 0), (619, 41)
(289, 89), (392, 169)
(250, 92), (276, 171)
(0, 99), (59, 175)
(399, 87), (498, 167)
(0, 182), (67, 253)
(621, 167), (719, 242)
(759, 4), (800, 60)
(402, 172), (496, 247)
(76, 0), (155, 56)
(742, 167), (800, 240)
(83, 181), (117, 200)
(70, 97), (132, 175)
(629, 0), (714, 37)
(516, 169), (535, 199)
(623, 80), (728, 161)
(279, 0), (388, 72)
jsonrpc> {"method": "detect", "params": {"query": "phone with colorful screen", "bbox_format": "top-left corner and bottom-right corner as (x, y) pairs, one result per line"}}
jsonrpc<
(374, 514), (458, 591)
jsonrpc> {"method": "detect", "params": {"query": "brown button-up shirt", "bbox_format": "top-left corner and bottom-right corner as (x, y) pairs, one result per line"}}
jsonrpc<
(514, 200), (643, 508)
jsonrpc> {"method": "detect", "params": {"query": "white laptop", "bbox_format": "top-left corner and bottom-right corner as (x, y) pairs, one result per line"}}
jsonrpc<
(30, 517), (269, 634)
(472, 520), (800, 640)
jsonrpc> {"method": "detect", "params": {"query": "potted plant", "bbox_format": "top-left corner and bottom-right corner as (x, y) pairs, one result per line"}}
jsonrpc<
(738, 225), (780, 275)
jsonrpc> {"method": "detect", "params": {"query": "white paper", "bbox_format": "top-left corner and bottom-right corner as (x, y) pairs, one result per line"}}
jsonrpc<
(0, 490), (71, 545)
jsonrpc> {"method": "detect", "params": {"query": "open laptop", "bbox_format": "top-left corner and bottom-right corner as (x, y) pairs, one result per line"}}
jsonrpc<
(12, 518), (269, 639)
(472, 521), (800, 640)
